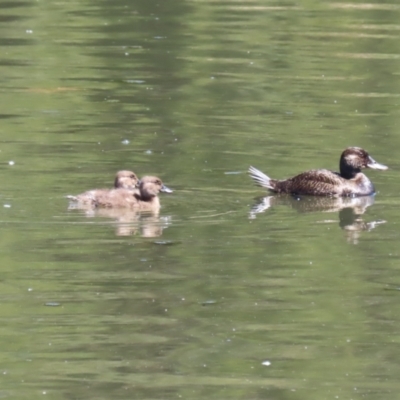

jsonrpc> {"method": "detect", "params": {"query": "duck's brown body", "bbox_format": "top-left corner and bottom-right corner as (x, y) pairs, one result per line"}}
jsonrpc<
(267, 169), (374, 197)
(249, 147), (387, 197)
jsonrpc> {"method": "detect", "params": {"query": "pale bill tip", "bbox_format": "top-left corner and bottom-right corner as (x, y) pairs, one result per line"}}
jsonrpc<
(368, 162), (388, 170)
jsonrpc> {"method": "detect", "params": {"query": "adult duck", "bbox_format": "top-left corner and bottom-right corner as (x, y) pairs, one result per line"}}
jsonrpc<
(249, 147), (387, 197)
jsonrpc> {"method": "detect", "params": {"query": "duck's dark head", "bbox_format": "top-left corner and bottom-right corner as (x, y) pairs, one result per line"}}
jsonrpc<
(114, 170), (139, 190)
(340, 147), (388, 178)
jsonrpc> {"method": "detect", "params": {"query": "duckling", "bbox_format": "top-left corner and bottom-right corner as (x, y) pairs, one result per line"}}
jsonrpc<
(93, 176), (173, 212)
(67, 170), (139, 207)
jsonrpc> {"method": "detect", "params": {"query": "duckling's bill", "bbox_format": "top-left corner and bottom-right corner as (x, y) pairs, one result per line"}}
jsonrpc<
(161, 184), (173, 193)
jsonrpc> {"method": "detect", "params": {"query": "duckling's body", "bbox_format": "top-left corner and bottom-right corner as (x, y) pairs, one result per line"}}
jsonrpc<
(249, 147), (387, 197)
(93, 176), (173, 212)
(67, 170), (139, 207)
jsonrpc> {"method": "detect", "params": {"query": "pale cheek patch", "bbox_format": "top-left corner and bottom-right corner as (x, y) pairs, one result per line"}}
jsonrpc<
(346, 154), (361, 167)
(347, 154), (359, 162)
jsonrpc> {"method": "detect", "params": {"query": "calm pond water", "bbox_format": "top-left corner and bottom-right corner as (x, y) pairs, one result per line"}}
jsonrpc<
(0, 0), (400, 399)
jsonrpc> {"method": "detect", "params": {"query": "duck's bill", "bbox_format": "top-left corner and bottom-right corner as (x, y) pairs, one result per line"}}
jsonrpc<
(367, 156), (388, 170)
(161, 184), (173, 193)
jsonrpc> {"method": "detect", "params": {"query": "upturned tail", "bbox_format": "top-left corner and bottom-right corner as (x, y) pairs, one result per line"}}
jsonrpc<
(248, 166), (274, 190)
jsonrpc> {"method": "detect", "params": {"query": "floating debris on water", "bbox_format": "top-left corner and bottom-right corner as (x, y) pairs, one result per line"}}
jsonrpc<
(262, 360), (271, 366)
(45, 302), (61, 307)
(201, 300), (217, 306)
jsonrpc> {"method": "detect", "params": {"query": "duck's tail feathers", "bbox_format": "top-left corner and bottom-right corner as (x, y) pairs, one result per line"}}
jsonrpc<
(248, 166), (273, 190)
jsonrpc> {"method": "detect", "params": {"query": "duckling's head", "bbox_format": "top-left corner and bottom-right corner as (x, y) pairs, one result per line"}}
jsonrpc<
(139, 176), (173, 199)
(340, 147), (387, 178)
(114, 170), (139, 190)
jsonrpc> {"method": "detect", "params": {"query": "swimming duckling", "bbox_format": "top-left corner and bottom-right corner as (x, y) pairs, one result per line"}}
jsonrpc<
(67, 170), (139, 207)
(93, 176), (173, 212)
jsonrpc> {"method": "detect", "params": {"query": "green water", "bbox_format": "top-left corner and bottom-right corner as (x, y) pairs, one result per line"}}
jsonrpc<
(0, 0), (399, 399)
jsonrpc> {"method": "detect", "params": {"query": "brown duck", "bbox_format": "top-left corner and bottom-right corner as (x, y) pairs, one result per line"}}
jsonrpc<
(249, 147), (387, 197)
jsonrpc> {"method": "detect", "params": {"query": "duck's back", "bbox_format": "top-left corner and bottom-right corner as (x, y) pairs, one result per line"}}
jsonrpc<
(93, 189), (160, 211)
(274, 169), (374, 197)
(94, 188), (138, 208)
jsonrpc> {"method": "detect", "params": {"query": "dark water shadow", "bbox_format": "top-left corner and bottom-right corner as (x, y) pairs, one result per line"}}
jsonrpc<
(250, 194), (385, 244)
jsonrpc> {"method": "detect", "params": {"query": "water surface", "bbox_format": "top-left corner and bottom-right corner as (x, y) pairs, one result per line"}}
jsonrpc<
(0, 0), (399, 399)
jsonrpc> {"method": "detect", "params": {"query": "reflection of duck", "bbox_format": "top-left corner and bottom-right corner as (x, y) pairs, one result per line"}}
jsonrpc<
(249, 147), (387, 197)
(338, 206), (385, 244)
(249, 194), (385, 244)
(250, 194), (376, 216)
(67, 170), (139, 208)
(93, 176), (173, 212)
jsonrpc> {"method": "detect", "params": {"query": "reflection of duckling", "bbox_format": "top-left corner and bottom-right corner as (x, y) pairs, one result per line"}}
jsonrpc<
(90, 209), (171, 237)
(249, 147), (387, 196)
(93, 176), (173, 212)
(67, 170), (138, 208)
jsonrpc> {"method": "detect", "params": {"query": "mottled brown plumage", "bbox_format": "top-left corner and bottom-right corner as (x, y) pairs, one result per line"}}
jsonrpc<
(93, 176), (173, 211)
(67, 170), (139, 207)
(249, 147), (387, 197)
